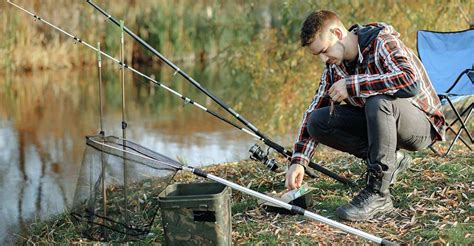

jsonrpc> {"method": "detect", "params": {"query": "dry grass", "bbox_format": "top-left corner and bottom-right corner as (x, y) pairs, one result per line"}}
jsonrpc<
(20, 140), (473, 245)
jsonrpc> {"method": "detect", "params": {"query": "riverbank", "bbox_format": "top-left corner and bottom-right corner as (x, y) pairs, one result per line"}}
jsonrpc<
(18, 143), (473, 244)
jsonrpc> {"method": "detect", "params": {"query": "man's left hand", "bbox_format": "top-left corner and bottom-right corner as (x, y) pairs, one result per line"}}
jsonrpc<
(328, 79), (348, 102)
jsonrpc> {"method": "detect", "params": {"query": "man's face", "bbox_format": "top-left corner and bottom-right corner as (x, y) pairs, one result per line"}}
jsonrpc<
(307, 31), (345, 65)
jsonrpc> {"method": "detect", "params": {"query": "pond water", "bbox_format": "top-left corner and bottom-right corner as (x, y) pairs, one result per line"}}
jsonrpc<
(0, 65), (294, 243)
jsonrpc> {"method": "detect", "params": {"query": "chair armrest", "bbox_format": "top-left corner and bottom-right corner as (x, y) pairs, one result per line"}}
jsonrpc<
(446, 69), (471, 93)
(467, 66), (474, 83)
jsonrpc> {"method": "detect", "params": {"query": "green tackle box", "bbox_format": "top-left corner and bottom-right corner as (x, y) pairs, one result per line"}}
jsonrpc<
(158, 182), (232, 246)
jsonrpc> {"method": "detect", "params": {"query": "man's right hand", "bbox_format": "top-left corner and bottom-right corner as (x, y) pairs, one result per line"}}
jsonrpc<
(285, 164), (305, 190)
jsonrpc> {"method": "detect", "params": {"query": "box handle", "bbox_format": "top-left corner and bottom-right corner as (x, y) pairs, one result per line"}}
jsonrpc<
(193, 211), (216, 222)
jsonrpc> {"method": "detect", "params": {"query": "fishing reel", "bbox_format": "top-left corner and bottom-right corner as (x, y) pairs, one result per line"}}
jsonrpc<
(249, 144), (279, 171)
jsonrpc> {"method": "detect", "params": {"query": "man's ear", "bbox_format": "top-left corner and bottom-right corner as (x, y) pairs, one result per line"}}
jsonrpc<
(331, 27), (343, 40)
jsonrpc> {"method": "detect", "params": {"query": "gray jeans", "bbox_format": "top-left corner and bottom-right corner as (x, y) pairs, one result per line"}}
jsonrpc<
(307, 95), (435, 171)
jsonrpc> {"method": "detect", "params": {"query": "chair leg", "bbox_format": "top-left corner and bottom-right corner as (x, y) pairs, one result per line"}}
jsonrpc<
(462, 103), (473, 144)
(444, 102), (473, 156)
(446, 125), (471, 149)
(446, 99), (473, 142)
(428, 143), (441, 156)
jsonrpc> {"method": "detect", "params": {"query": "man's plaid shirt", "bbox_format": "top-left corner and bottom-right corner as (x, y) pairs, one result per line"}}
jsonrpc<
(291, 23), (446, 167)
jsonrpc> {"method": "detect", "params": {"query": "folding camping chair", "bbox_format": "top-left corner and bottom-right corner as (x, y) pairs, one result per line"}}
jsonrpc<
(417, 29), (474, 156)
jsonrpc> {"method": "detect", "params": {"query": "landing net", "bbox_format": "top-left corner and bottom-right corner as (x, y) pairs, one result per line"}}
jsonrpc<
(71, 135), (181, 241)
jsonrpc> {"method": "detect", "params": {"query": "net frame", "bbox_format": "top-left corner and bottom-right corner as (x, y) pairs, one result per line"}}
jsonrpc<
(71, 135), (182, 241)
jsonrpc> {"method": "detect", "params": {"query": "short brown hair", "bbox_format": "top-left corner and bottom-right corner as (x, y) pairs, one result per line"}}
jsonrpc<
(300, 10), (339, 47)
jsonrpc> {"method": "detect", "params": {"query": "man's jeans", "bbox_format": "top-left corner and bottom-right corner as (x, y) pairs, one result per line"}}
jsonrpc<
(307, 95), (435, 172)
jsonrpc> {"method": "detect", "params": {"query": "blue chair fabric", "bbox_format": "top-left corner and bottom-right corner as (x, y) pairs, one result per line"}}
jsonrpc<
(417, 29), (473, 156)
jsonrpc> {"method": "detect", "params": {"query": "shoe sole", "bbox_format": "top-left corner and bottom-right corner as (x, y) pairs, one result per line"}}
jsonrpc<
(336, 201), (394, 221)
(390, 153), (412, 185)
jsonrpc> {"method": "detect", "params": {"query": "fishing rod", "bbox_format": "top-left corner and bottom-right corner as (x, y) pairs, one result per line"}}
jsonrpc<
(6, 2), (257, 136)
(86, 0), (355, 187)
(8, 1), (327, 180)
(118, 19), (130, 236)
(87, 136), (396, 245)
(96, 41), (108, 229)
(9, 3), (394, 242)
(8, 1), (354, 186)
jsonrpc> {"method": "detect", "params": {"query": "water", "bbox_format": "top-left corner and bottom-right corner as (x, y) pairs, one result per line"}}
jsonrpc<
(0, 66), (294, 244)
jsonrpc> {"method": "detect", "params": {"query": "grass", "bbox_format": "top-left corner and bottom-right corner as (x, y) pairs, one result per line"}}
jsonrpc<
(16, 140), (473, 245)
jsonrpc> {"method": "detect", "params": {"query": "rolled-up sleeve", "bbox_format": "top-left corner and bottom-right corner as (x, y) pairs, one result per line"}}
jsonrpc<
(291, 69), (332, 167)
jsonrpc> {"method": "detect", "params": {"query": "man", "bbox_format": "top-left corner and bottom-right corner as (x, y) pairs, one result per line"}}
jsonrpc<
(285, 10), (446, 221)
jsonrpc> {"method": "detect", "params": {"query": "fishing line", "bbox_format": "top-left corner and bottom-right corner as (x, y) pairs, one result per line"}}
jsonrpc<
(8, 3), (396, 242)
(86, 0), (354, 185)
(7, 0), (353, 186)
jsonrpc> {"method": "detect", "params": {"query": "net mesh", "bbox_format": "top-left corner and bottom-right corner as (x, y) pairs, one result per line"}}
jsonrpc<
(71, 135), (181, 241)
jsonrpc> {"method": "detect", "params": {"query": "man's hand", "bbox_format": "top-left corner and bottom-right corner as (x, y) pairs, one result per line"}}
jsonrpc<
(285, 164), (305, 190)
(328, 78), (348, 102)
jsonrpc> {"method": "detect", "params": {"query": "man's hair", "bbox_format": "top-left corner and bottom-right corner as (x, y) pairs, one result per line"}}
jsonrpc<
(300, 10), (340, 47)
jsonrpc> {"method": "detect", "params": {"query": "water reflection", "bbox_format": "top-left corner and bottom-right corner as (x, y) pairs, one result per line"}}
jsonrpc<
(0, 66), (293, 243)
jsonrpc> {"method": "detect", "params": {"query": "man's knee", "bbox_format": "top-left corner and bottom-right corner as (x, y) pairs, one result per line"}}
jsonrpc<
(365, 95), (395, 117)
(307, 108), (330, 139)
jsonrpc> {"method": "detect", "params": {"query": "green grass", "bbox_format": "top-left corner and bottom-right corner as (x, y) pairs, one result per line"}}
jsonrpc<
(232, 197), (258, 215)
(15, 142), (474, 244)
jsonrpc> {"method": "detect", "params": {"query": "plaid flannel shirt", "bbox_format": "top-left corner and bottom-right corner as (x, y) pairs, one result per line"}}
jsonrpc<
(291, 23), (446, 168)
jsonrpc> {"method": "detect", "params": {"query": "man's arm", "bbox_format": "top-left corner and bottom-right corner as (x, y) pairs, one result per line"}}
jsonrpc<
(291, 68), (332, 168)
(345, 34), (420, 98)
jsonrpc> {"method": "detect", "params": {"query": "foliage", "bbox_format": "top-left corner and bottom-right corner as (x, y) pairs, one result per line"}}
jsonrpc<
(2, 0), (472, 133)
(224, 0), (473, 132)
